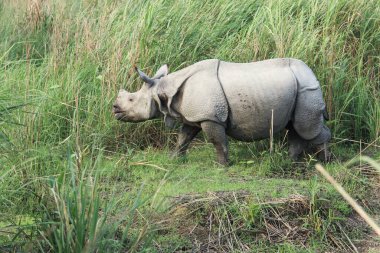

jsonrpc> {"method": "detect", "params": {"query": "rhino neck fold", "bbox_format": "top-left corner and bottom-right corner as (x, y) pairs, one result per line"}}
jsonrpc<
(152, 59), (229, 126)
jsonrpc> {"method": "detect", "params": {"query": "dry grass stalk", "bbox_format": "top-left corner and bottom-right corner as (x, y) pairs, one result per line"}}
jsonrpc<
(315, 164), (380, 237)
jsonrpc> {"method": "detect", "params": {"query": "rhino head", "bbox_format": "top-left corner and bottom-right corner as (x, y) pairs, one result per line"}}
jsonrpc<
(112, 64), (169, 122)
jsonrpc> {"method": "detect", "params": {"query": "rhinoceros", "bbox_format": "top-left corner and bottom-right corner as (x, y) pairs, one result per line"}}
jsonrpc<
(113, 58), (331, 165)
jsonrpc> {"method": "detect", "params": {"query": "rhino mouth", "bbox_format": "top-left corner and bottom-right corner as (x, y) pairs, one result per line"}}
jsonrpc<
(113, 112), (140, 122)
(114, 111), (126, 120)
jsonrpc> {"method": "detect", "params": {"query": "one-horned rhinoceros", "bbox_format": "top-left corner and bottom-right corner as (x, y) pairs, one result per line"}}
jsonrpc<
(113, 58), (331, 165)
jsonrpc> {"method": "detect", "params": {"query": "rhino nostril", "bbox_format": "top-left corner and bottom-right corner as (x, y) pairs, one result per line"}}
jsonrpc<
(113, 104), (120, 111)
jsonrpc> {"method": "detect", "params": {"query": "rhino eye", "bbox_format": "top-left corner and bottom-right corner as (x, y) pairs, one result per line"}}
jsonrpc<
(129, 98), (133, 102)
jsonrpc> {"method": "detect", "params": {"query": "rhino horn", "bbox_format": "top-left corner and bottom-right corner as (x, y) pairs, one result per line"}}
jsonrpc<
(135, 67), (155, 87)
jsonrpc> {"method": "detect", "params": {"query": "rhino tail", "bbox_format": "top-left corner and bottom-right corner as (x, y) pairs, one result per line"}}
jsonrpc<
(323, 107), (329, 121)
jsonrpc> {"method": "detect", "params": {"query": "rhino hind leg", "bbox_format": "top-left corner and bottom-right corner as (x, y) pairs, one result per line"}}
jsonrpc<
(288, 125), (308, 160)
(309, 125), (331, 145)
(288, 122), (331, 161)
(201, 121), (229, 166)
(290, 60), (331, 162)
(290, 59), (327, 141)
(173, 124), (201, 157)
(309, 125), (332, 162)
(289, 123), (331, 162)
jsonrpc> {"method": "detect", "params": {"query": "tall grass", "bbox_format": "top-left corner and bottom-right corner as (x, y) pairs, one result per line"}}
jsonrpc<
(0, 149), (148, 252)
(1, 0), (379, 150)
(0, 0), (379, 251)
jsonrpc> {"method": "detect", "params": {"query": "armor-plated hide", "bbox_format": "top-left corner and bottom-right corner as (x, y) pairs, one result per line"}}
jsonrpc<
(113, 58), (331, 164)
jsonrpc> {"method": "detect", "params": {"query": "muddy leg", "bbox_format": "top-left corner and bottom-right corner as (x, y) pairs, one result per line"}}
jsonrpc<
(201, 121), (229, 166)
(173, 124), (201, 157)
(288, 126), (308, 160)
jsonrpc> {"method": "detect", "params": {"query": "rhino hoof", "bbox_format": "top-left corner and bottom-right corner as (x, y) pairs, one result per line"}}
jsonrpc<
(216, 159), (230, 167)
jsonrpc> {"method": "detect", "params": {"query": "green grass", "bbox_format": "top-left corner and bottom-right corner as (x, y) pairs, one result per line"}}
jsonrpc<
(98, 144), (374, 252)
(1, 0), (380, 252)
(1, 139), (379, 251)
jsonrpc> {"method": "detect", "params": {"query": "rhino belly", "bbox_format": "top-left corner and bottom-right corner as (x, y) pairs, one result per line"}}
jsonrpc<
(219, 59), (297, 141)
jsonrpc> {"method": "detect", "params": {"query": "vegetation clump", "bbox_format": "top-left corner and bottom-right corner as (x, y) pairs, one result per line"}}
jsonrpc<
(0, 0), (379, 252)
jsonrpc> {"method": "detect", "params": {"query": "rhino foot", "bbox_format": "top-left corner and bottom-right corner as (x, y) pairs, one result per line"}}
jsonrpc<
(288, 127), (308, 161)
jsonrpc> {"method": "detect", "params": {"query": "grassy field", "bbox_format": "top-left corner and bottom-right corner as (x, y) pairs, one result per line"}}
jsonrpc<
(1, 0), (380, 252)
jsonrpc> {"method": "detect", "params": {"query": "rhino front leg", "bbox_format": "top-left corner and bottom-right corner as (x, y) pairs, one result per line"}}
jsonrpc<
(201, 121), (229, 166)
(173, 124), (201, 157)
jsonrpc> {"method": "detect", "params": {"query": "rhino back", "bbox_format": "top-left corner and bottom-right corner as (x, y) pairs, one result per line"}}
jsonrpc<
(219, 58), (297, 141)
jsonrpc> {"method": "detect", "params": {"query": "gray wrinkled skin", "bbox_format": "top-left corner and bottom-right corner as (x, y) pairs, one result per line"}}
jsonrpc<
(113, 58), (331, 165)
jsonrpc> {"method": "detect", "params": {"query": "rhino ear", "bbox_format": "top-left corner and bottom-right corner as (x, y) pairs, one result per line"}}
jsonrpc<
(152, 64), (169, 79)
(135, 67), (155, 87)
